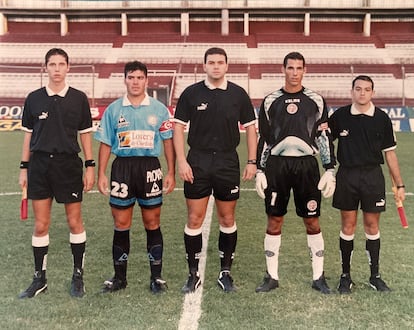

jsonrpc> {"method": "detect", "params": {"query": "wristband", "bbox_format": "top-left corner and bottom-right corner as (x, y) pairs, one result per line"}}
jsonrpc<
(247, 159), (256, 165)
(397, 185), (405, 189)
(84, 159), (96, 168)
(20, 161), (29, 169)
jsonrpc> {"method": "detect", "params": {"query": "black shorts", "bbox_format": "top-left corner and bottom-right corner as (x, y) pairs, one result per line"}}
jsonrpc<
(110, 156), (163, 209)
(333, 166), (386, 213)
(264, 155), (321, 218)
(28, 152), (83, 203)
(184, 149), (240, 201)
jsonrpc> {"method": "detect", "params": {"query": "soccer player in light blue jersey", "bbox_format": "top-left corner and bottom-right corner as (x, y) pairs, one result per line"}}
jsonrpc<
(94, 61), (175, 294)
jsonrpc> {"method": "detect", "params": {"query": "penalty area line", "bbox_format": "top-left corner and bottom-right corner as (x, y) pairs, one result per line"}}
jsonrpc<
(178, 195), (215, 330)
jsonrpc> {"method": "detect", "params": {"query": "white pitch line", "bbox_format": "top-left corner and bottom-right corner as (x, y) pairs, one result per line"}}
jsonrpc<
(178, 195), (215, 330)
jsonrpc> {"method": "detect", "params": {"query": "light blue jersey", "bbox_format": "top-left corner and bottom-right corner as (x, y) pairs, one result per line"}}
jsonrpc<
(95, 94), (173, 157)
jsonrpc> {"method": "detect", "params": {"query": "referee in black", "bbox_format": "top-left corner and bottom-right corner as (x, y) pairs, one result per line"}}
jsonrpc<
(173, 47), (257, 293)
(18, 48), (95, 298)
(329, 75), (405, 294)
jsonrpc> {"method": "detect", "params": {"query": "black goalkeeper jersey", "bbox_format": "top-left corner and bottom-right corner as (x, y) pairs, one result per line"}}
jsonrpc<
(257, 86), (336, 170)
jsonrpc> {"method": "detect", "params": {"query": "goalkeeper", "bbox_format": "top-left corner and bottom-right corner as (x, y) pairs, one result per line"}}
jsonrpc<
(255, 52), (336, 294)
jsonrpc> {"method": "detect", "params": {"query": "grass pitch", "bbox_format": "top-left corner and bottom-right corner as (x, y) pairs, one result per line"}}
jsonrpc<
(0, 131), (413, 330)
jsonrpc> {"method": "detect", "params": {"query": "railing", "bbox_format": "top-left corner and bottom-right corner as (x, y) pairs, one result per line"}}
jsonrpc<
(1, 0), (413, 10)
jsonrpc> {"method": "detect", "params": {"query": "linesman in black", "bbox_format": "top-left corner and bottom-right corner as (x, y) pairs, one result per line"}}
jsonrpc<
(255, 52), (336, 294)
(18, 48), (95, 298)
(173, 47), (257, 293)
(329, 75), (405, 293)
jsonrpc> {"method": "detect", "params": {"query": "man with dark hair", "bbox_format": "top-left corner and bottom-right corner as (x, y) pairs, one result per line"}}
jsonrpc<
(19, 48), (95, 298)
(95, 61), (175, 294)
(255, 51), (336, 294)
(329, 75), (405, 294)
(173, 47), (257, 293)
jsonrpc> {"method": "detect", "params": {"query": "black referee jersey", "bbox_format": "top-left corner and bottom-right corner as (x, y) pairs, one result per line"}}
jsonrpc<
(174, 80), (256, 151)
(21, 86), (92, 154)
(328, 104), (396, 167)
(257, 87), (336, 170)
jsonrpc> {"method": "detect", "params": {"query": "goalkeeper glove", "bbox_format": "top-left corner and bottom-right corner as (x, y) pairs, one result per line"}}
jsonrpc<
(317, 169), (336, 198)
(255, 170), (267, 199)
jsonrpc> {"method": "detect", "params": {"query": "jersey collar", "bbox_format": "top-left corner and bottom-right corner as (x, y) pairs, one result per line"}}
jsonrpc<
(204, 78), (228, 90)
(46, 83), (69, 97)
(350, 102), (375, 117)
(122, 93), (150, 107)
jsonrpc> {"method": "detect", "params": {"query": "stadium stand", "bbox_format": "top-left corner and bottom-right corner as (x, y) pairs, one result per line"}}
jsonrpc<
(1, 43), (112, 64)
(0, 72), (99, 98)
(0, 1), (413, 109)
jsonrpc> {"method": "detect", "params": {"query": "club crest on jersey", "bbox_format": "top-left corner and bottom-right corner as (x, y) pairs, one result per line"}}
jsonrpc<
(197, 103), (208, 111)
(286, 103), (298, 114)
(117, 115), (129, 128)
(147, 115), (157, 126)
